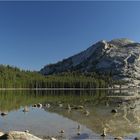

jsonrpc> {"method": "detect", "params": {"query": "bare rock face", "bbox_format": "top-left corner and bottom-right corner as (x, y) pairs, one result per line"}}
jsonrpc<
(40, 38), (140, 86)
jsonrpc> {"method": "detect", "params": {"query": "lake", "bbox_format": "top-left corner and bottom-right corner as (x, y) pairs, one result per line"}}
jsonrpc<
(0, 89), (140, 140)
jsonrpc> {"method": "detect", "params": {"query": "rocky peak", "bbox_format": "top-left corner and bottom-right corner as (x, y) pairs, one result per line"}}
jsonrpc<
(40, 38), (140, 86)
(109, 38), (135, 47)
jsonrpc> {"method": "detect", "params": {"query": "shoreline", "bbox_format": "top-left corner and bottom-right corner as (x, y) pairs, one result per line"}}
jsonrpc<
(0, 87), (139, 91)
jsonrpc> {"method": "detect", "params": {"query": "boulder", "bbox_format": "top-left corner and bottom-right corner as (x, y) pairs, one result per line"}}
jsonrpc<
(0, 132), (4, 137)
(0, 131), (42, 140)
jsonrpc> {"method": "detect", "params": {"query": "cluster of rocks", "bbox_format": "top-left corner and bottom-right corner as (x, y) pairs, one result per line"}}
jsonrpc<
(0, 131), (42, 140)
(0, 131), (58, 140)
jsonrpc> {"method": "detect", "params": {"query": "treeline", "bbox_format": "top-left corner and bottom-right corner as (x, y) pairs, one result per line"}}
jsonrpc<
(0, 65), (113, 88)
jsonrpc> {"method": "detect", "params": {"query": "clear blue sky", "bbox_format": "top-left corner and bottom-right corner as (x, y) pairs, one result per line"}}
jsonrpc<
(0, 1), (140, 70)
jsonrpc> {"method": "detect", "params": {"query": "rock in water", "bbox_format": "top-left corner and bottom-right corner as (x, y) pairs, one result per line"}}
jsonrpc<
(84, 110), (90, 116)
(37, 103), (42, 108)
(50, 137), (57, 140)
(32, 104), (37, 107)
(60, 130), (64, 134)
(24, 130), (29, 133)
(72, 105), (84, 110)
(111, 109), (118, 113)
(114, 136), (123, 140)
(101, 128), (107, 137)
(0, 131), (42, 140)
(59, 104), (63, 108)
(23, 106), (29, 112)
(40, 38), (140, 87)
(1, 112), (8, 116)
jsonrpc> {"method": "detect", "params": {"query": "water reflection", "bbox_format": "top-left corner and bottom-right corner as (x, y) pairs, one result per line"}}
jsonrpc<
(0, 89), (139, 139)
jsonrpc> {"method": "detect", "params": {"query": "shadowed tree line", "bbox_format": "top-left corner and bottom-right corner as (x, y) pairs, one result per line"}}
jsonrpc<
(0, 90), (107, 111)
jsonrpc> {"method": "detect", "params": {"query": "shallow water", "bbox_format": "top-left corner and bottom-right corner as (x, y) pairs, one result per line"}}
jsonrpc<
(0, 89), (140, 139)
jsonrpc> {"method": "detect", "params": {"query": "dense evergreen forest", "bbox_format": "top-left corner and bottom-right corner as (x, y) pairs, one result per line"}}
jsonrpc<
(0, 65), (113, 88)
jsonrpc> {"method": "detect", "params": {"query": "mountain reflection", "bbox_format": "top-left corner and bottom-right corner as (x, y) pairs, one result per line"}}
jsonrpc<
(0, 89), (140, 138)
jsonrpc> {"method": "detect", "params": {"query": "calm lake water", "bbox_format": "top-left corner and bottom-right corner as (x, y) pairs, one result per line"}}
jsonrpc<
(0, 89), (140, 140)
